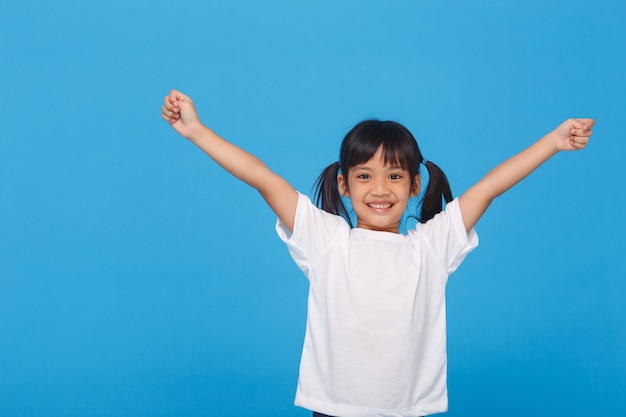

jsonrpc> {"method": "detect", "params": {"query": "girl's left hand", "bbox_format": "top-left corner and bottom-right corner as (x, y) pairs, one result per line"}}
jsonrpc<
(552, 118), (595, 151)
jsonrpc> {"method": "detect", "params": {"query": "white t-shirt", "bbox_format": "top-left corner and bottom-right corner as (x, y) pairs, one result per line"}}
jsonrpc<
(276, 193), (478, 417)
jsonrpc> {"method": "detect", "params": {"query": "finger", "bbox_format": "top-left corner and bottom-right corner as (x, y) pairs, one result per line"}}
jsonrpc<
(161, 104), (180, 119)
(163, 96), (179, 112)
(569, 140), (585, 150)
(161, 111), (181, 125)
(161, 113), (176, 124)
(568, 118), (584, 131)
(573, 119), (595, 133)
(570, 127), (593, 137)
(167, 94), (182, 111)
(570, 135), (590, 150)
(170, 89), (188, 106)
(576, 118), (595, 130)
(571, 135), (590, 144)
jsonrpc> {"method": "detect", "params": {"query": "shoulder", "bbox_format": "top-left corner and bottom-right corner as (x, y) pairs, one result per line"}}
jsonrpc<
(409, 198), (478, 273)
(412, 198), (464, 237)
(276, 192), (350, 275)
(277, 192), (349, 242)
(295, 192), (348, 227)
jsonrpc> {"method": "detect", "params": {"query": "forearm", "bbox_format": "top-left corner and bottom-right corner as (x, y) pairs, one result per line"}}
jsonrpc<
(161, 90), (300, 230)
(188, 125), (276, 190)
(477, 131), (559, 198)
(459, 131), (559, 231)
(458, 118), (592, 232)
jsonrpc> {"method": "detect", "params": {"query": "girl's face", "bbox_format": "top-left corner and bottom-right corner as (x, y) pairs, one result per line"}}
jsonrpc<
(338, 146), (420, 233)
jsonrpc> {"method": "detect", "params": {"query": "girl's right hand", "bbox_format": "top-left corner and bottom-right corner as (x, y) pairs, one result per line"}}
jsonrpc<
(161, 90), (203, 140)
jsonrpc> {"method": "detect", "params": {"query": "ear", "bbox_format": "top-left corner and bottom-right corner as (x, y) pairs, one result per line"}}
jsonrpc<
(337, 173), (350, 196)
(410, 174), (421, 197)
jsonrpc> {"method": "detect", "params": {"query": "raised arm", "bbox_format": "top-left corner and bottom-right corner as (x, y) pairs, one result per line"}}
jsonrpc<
(458, 118), (594, 232)
(161, 90), (298, 232)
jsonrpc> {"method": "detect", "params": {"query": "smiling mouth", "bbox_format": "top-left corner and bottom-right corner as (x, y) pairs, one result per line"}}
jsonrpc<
(367, 203), (392, 210)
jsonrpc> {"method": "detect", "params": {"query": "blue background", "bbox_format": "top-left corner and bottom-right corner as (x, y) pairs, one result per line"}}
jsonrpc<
(1, 1), (625, 416)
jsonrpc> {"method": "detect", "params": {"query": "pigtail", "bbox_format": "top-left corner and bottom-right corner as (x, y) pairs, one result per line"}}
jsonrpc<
(314, 162), (353, 227)
(420, 160), (453, 223)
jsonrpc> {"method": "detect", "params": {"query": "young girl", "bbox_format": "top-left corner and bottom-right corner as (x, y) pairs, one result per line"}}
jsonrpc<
(161, 90), (593, 417)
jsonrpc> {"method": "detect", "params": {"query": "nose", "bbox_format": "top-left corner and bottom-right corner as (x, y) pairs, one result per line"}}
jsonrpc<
(371, 177), (389, 196)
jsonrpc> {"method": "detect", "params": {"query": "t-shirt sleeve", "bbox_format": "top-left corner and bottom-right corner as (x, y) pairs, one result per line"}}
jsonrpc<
(412, 198), (479, 275)
(275, 192), (347, 278)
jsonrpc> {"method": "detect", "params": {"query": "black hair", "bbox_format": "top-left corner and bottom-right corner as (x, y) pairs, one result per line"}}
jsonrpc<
(314, 120), (452, 227)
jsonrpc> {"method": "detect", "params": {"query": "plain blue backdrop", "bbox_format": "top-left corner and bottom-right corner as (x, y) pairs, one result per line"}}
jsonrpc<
(1, 1), (625, 416)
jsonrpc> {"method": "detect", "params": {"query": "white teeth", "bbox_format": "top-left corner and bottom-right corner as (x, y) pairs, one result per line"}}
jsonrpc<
(368, 203), (391, 209)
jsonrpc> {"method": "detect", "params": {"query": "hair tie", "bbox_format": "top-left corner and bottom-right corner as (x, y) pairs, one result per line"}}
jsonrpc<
(422, 158), (428, 166)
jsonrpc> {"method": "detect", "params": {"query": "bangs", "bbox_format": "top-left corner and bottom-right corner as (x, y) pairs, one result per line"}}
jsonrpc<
(340, 120), (420, 174)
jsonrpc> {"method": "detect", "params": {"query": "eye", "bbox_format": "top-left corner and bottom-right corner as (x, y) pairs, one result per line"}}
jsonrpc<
(357, 173), (370, 180)
(389, 173), (402, 180)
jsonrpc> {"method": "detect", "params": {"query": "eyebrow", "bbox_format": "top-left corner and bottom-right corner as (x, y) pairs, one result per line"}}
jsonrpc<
(352, 164), (404, 170)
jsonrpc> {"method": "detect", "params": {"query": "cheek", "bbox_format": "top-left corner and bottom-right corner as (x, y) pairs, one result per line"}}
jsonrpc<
(399, 183), (414, 198)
